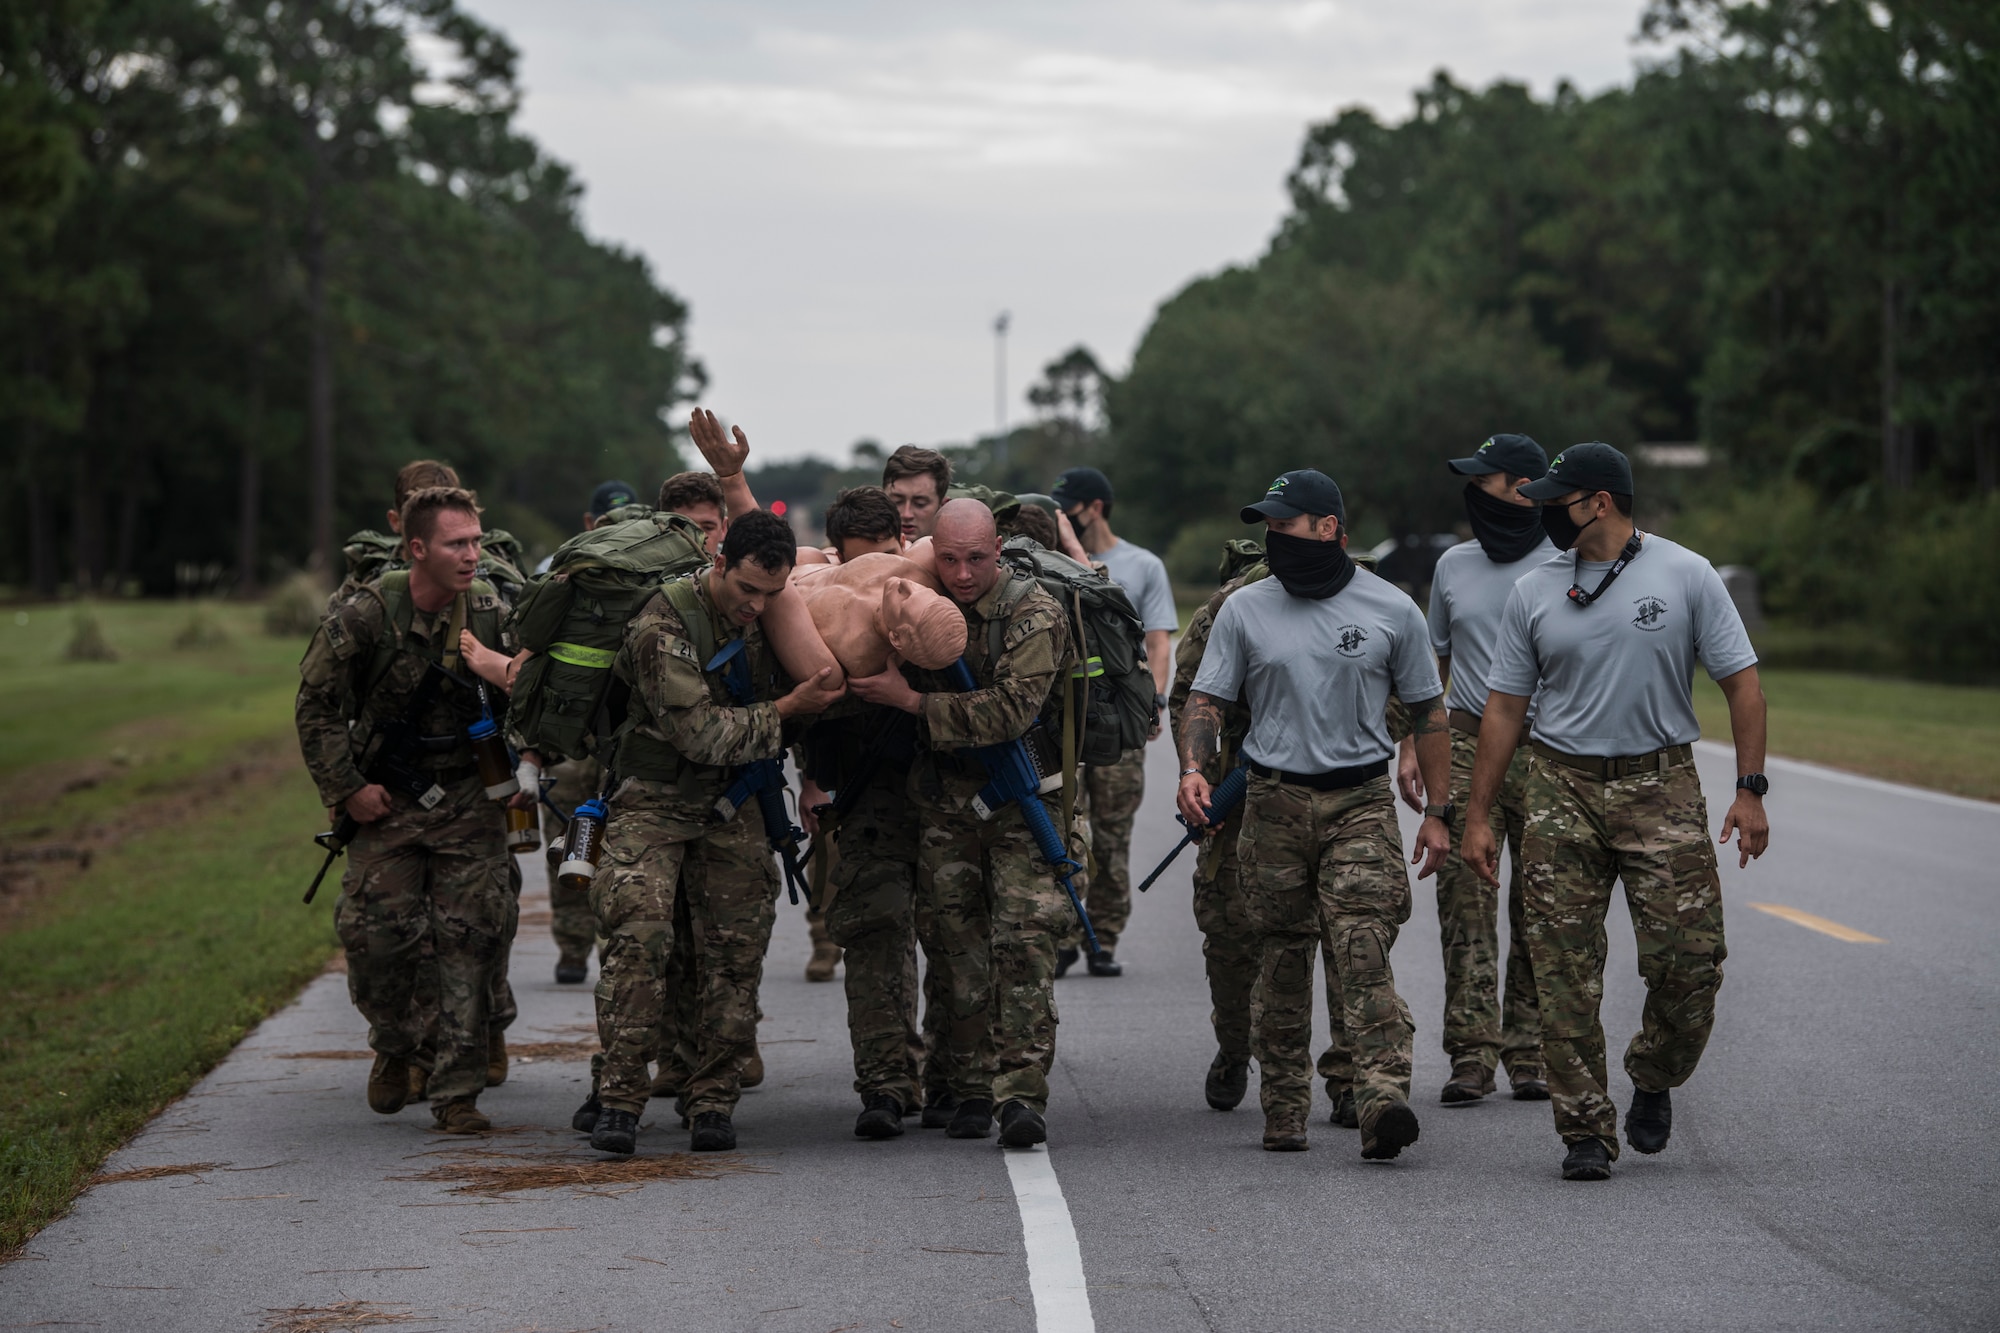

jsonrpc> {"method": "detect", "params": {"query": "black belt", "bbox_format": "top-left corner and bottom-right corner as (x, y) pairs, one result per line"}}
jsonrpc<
(1248, 757), (1387, 791)
(1531, 741), (1693, 780)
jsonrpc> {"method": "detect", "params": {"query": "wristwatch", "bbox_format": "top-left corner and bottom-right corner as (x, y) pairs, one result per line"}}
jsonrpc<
(1423, 802), (1456, 824)
(1154, 691), (1169, 714)
(1180, 767), (1203, 779)
(1736, 774), (1769, 797)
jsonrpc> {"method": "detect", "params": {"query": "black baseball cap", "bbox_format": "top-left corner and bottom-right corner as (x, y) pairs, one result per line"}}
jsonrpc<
(1240, 469), (1345, 525)
(1517, 443), (1634, 501)
(589, 479), (640, 517)
(1448, 433), (1547, 479)
(1050, 467), (1113, 510)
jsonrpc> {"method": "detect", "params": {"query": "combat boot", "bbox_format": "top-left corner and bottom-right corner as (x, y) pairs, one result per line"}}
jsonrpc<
(367, 1054), (411, 1115)
(1625, 1087), (1672, 1154)
(1561, 1137), (1612, 1181)
(1054, 947), (1079, 978)
(920, 1091), (959, 1130)
(1328, 1087), (1359, 1129)
(946, 1098), (994, 1139)
(690, 1111), (736, 1152)
(854, 1093), (905, 1140)
(486, 1030), (509, 1087)
(1508, 1064), (1551, 1101)
(1204, 1053), (1249, 1111)
(805, 940), (842, 982)
(1262, 1109), (1308, 1152)
(592, 1107), (638, 1155)
(1439, 1058), (1493, 1104)
(554, 957), (588, 985)
(407, 1064), (430, 1103)
(1086, 949), (1123, 977)
(433, 1098), (490, 1135)
(1360, 1100), (1421, 1160)
(998, 1100), (1047, 1148)
(741, 1045), (765, 1089)
(572, 1091), (602, 1134)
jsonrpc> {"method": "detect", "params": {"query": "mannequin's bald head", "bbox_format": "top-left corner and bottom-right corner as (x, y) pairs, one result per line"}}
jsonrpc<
(932, 498), (1003, 604)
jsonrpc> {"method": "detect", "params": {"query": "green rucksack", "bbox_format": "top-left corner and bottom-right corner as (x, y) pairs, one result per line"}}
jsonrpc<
(996, 536), (1154, 769)
(504, 512), (711, 763)
(333, 526), (530, 610)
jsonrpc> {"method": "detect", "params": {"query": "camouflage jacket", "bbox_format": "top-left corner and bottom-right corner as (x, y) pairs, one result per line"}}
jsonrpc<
(295, 573), (510, 809)
(611, 571), (788, 804)
(904, 571), (1070, 812)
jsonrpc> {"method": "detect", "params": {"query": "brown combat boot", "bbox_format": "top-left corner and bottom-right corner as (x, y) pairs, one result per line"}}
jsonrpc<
(407, 1064), (430, 1102)
(1508, 1063), (1551, 1101)
(1440, 1058), (1494, 1104)
(433, 1098), (490, 1134)
(805, 940), (842, 982)
(1262, 1109), (1309, 1152)
(740, 1045), (765, 1089)
(367, 1054), (411, 1115)
(486, 1030), (508, 1086)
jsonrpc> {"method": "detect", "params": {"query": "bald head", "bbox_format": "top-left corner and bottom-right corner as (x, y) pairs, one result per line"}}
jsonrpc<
(931, 498), (1004, 604)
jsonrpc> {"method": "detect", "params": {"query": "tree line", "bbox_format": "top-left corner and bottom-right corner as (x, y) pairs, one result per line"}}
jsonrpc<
(1089, 0), (1996, 674)
(2, 0), (700, 597)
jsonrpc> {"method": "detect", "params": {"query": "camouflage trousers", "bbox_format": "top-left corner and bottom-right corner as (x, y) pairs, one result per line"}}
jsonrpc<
(1436, 729), (1543, 1074)
(1081, 749), (1145, 952)
(1520, 752), (1727, 1157)
(1241, 774), (1414, 1131)
(545, 758), (603, 966)
(821, 780), (933, 1108)
(591, 782), (778, 1117)
(1194, 803), (1362, 1085)
(918, 799), (1070, 1112)
(334, 778), (516, 1106)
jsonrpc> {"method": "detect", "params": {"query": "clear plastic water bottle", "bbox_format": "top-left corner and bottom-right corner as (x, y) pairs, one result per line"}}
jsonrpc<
(558, 798), (608, 890)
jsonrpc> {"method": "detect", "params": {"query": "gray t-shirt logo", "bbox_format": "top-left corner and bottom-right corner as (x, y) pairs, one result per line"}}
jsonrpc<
(1336, 625), (1369, 657)
(1632, 596), (1669, 632)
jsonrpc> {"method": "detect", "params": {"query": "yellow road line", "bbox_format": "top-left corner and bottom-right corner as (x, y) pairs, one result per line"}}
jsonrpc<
(1748, 902), (1885, 944)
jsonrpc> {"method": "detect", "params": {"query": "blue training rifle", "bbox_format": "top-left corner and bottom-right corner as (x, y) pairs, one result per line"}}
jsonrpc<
(708, 638), (815, 907)
(946, 658), (1100, 956)
(1136, 759), (1250, 893)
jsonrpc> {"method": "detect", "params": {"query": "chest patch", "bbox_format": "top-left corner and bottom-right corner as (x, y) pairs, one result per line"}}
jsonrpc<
(1335, 624), (1370, 658)
(1631, 596), (1669, 632)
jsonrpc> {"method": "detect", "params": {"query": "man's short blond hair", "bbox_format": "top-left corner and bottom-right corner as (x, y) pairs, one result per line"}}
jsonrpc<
(395, 460), (460, 511)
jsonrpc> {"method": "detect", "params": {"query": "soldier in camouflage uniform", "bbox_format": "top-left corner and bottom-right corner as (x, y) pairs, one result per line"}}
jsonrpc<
(848, 499), (1073, 1149)
(1399, 433), (1555, 1104)
(295, 487), (517, 1134)
(585, 510), (840, 1156)
(1181, 472), (1451, 1158)
(1466, 444), (1769, 1181)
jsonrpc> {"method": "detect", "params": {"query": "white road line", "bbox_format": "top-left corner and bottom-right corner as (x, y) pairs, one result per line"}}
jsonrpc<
(1691, 740), (1999, 814)
(1005, 1147), (1096, 1333)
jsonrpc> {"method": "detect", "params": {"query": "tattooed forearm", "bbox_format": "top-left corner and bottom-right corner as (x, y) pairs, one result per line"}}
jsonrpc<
(1178, 691), (1223, 772)
(1410, 694), (1448, 736)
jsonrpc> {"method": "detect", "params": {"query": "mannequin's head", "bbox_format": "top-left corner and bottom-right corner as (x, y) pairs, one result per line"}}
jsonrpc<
(881, 578), (966, 668)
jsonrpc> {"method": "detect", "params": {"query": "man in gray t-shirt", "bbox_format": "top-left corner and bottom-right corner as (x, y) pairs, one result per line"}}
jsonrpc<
(1179, 469), (1449, 1161)
(1463, 442), (1771, 1184)
(1401, 433), (1558, 1105)
(1051, 467), (1180, 977)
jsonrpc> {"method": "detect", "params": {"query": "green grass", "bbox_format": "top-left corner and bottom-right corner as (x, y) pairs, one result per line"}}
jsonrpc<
(1694, 667), (2000, 803)
(0, 598), (333, 1254)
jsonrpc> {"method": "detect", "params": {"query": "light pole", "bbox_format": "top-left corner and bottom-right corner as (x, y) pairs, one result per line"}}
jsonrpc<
(993, 310), (1010, 471)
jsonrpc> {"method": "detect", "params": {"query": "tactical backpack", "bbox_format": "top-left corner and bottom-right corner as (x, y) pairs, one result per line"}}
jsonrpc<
(996, 536), (1154, 770)
(334, 526), (530, 610)
(504, 512), (711, 762)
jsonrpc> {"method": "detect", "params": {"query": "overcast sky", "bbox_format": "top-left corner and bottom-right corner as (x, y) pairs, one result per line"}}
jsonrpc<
(461, 0), (1657, 465)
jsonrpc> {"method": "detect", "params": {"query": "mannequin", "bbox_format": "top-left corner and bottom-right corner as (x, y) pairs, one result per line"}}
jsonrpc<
(787, 552), (964, 675)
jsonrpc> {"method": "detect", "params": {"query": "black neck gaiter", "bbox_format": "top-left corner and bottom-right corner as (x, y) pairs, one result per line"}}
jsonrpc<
(1264, 529), (1356, 600)
(1463, 483), (1545, 563)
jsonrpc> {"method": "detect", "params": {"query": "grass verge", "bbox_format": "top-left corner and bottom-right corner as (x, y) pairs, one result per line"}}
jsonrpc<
(0, 598), (333, 1256)
(1694, 667), (2000, 803)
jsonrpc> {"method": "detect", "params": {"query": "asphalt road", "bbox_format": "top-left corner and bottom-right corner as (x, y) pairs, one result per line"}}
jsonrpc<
(5, 740), (1997, 1332)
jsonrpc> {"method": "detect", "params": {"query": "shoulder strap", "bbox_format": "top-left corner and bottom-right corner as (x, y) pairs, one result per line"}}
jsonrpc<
(361, 572), (417, 699)
(661, 574), (720, 678)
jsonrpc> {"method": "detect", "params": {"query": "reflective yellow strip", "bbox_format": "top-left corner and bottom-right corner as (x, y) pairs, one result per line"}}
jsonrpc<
(548, 642), (616, 669)
(1068, 656), (1106, 680)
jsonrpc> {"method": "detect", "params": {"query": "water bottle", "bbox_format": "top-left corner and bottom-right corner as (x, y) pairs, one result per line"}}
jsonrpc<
(558, 798), (608, 890)
(468, 718), (519, 800)
(505, 803), (540, 854)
